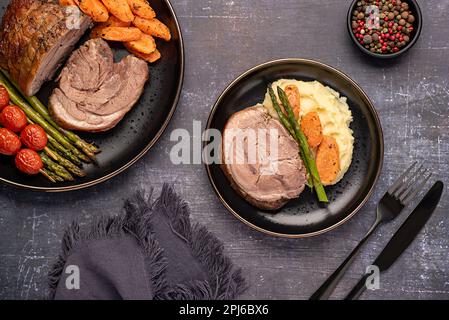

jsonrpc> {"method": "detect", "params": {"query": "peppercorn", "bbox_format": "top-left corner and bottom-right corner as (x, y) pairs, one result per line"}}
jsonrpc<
(364, 35), (373, 44)
(407, 15), (415, 23)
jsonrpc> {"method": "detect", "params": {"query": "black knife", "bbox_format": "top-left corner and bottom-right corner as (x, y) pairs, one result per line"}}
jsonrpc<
(345, 181), (444, 300)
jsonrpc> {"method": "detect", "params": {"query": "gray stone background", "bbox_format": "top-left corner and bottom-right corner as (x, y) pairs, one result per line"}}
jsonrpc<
(1, 0), (448, 300)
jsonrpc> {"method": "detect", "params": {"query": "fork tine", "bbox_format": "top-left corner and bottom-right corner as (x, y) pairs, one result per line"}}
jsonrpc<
(387, 162), (418, 195)
(395, 164), (426, 199)
(401, 173), (432, 206)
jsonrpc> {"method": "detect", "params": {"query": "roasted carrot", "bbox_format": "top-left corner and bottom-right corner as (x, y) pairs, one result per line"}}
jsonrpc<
(76, 0), (109, 22)
(125, 47), (161, 63)
(301, 111), (323, 149)
(91, 15), (132, 38)
(133, 16), (171, 41)
(100, 14), (132, 27)
(126, 0), (156, 19)
(102, 0), (134, 23)
(284, 85), (300, 119)
(316, 135), (340, 185)
(99, 26), (142, 41)
(124, 33), (156, 54)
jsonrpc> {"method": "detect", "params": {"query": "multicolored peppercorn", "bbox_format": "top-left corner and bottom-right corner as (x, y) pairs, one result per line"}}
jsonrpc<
(352, 0), (416, 54)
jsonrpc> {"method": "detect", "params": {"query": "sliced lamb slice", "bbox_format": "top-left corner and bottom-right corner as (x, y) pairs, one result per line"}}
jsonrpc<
(221, 105), (307, 211)
(23, 13), (92, 96)
(49, 39), (149, 132)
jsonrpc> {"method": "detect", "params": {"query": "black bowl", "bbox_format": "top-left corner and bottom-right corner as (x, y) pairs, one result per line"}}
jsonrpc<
(347, 0), (422, 59)
(205, 59), (384, 238)
(0, 0), (184, 192)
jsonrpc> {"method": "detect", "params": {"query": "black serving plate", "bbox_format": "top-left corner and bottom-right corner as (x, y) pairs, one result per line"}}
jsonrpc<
(205, 59), (384, 238)
(0, 0), (184, 192)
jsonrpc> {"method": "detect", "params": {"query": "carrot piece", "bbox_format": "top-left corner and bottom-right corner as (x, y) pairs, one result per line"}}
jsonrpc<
(101, 0), (135, 23)
(284, 85), (300, 120)
(316, 135), (340, 185)
(99, 26), (142, 41)
(124, 33), (156, 54)
(126, 0), (156, 19)
(76, 0), (109, 22)
(133, 16), (171, 41)
(126, 47), (161, 63)
(301, 111), (323, 149)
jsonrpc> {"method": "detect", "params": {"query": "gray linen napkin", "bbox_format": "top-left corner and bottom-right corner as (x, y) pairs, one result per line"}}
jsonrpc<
(48, 184), (247, 300)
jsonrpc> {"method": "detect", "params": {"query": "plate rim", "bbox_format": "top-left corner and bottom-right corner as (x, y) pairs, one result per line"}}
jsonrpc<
(0, 0), (185, 193)
(205, 58), (384, 238)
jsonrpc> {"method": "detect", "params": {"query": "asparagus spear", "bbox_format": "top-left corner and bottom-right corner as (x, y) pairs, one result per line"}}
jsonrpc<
(46, 146), (86, 177)
(47, 134), (82, 166)
(45, 168), (64, 182)
(276, 86), (328, 203)
(1, 70), (100, 155)
(25, 117), (83, 166)
(268, 86), (313, 188)
(39, 168), (65, 183)
(44, 147), (59, 161)
(0, 73), (92, 163)
(39, 169), (57, 183)
(40, 153), (74, 181)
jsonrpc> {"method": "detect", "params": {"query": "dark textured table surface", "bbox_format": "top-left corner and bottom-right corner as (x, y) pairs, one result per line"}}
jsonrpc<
(1, 0), (448, 300)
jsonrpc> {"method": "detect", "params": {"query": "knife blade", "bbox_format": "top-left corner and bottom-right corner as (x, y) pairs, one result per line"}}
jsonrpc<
(345, 181), (444, 300)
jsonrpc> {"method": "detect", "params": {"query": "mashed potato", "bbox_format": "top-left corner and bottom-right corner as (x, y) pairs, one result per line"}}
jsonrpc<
(263, 79), (354, 185)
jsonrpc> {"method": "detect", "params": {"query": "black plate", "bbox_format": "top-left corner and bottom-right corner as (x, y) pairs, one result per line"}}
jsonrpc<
(205, 59), (384, 238)
(0, 0), (184, 192)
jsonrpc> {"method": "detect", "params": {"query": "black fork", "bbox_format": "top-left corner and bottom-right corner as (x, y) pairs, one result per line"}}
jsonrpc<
(310, 162), (431, 300)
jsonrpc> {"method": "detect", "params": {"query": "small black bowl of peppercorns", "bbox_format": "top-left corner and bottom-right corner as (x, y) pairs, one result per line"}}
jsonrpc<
(347, 0), (422, 58)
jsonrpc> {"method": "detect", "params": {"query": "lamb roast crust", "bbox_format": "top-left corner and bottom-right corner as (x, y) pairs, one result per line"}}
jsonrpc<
(0, 0), (92, 96)
(48, 39), (149, 132)
(221, 106), (307, 211)
(0, 0), (41, 75)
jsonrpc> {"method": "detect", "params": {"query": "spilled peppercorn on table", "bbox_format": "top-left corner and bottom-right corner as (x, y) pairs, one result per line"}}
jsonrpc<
(1, 0), (448, 300)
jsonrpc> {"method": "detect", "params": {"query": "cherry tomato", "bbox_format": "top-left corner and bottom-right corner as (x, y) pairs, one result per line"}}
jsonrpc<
(0, 105), (27, 132)
(0, 85), (10, 111)
(15, 148), (43, 175)
(21, 124), (48, 151)
(0, 127), (22, 155)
